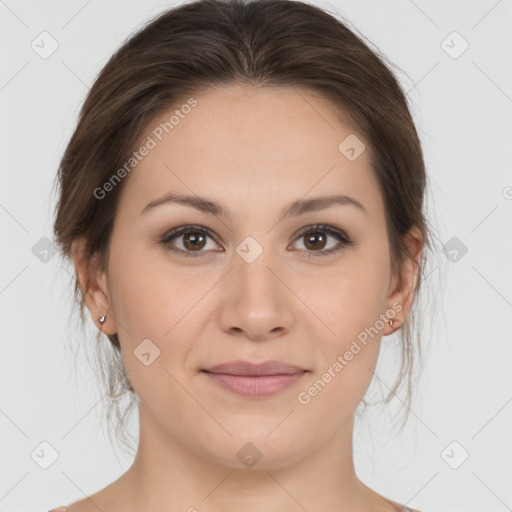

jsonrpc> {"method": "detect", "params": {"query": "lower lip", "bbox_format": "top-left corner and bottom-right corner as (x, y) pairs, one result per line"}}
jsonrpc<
(202, 371), (307, 397)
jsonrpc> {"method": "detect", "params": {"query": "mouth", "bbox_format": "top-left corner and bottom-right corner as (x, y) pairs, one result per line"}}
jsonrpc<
(201, 360), (308, 398)
(202, 359), (307, 376)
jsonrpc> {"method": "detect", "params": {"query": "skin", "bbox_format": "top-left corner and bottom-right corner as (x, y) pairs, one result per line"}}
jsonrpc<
(70, 84), (422, 512)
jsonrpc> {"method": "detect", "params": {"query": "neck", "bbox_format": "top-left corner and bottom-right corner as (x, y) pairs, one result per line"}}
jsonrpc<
(108, 401), (391, 512)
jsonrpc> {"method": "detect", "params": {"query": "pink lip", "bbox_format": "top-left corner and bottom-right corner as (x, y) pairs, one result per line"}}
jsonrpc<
(202, 360), (308, 398)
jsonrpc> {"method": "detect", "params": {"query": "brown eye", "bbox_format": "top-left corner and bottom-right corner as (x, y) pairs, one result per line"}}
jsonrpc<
(182, 231), (207, 251)
(303, 231), (328, 251)
(160, 223), (354, 259)
(291, 224), (354, 257)
(160, 225), (220, 258)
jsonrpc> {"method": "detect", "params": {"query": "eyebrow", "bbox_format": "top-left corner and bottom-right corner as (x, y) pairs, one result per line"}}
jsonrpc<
(140, 192), (367, 220)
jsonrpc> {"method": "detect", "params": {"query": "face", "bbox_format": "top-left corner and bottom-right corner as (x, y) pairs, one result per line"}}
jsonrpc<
(76, 84), (419, 469)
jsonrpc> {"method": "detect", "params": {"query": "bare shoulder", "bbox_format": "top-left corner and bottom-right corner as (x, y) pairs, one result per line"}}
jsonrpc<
(47, 492), (108, 512)
(49, 500), (425, 512)
(48, 499), (106, 512)
(48, 502), (426, 512)
(48, 501), (92, 512)
(49, 476), (133, 512)
(385, 497), (423, 512)
(50, 496), (112, 512)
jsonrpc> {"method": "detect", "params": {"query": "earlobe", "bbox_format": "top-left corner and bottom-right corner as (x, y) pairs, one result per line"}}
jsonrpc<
(71, 237), (115, 333)
(383, 227), (423, 336)
(94, 272), (117, 334)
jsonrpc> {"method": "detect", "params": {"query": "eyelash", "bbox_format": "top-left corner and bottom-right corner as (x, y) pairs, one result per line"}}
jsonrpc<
(159, 223), (354, 259)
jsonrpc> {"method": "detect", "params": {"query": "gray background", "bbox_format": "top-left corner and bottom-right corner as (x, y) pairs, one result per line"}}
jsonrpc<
(1, 1), (511, 511)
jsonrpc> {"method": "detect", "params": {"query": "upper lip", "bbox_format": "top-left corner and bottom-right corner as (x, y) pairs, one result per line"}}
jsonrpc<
(203, 360), (307, 376)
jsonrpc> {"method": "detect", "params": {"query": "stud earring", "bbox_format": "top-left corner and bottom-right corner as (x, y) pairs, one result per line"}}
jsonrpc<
(99, 314), (107, 326)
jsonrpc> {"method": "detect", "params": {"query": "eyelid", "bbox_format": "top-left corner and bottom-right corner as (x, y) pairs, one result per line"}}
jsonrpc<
(288, 223), (353, 256)
(159, 224), (222, 257)
(159, 223), (354, 258)
(292, 223), (350, 243)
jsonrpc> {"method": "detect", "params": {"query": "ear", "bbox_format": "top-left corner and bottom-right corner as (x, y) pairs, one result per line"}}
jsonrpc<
(382, 226), (423, 336)
(71, 236), (117, 335)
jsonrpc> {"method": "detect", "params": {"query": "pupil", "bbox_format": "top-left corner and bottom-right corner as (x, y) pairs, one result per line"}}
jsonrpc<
(305, 232), (326, 250)
(181, 230), (328, 252)
(184, 232), (206, 250)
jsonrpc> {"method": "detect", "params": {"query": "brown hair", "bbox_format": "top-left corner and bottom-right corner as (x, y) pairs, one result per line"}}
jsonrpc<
(53, 0), (443, 454)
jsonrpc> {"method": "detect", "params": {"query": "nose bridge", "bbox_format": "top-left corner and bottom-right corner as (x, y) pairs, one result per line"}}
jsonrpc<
(233, 234), (283, 304)
(215, 233), (295, 339)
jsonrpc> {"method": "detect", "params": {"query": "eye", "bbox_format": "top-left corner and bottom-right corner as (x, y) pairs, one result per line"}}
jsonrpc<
(159, 223), (354, 258)
(159, 225), (221, 258)
(289, 223), (354, 257)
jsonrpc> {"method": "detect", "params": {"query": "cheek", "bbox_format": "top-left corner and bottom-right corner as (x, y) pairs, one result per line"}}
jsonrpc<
(107, 243), (211, 376)
(107, 254), (196, 414)
(306, 246), (390, 395)
(318, 258), (389, 345)
(107, 240), (194, 338)
(305, 286), (385, 414)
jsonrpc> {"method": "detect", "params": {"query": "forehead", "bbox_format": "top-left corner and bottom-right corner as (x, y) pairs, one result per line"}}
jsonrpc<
(117, 84), (384, 222)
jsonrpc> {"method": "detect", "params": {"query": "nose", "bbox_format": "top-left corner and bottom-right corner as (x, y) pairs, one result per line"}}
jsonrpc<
(216, 248), (295, 341)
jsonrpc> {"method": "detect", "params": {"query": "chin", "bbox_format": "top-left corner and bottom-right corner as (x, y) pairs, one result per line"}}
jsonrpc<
(192, 426), (316, 471)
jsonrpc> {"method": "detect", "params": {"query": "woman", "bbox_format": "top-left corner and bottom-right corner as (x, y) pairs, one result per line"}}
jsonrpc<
(50, 0), (437, 510)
